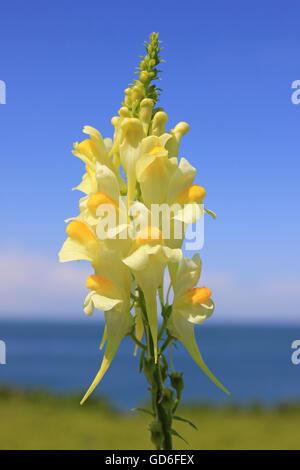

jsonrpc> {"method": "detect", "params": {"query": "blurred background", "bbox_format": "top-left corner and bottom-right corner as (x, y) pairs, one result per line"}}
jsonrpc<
(0, 0), (300, 449)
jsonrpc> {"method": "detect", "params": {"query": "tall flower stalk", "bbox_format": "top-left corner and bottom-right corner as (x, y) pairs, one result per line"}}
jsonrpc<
(59, 33), (229, 450)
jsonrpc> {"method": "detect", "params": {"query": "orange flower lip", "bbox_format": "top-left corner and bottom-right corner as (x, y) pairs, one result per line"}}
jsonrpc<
(188, 287), (211, 304)
(86, 274), (121, 299)
(175, 184), (206, 205)
(87, 192), (117, 215)
(66, 220), (96, 244)
(86, 274), (114, 292)
(136, 226), (164, 246)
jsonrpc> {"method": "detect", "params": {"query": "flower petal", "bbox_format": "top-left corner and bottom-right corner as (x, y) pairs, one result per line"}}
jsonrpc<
(58, 237), (95, 263)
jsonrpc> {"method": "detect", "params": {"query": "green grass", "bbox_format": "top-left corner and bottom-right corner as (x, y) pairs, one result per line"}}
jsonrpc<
(0, 387), (299, 450)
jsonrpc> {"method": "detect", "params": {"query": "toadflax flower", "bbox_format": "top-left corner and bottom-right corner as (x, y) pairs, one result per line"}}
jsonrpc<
(167, 254), (229, 394)
(59, 32), (229, 450)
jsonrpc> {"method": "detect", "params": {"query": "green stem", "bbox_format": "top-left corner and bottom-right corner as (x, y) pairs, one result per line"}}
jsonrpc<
(129, 333), (147, 351)
(152, 362), (173, 450)
(169, 341), (175, 373)
(157, 318), (166, 340)
(159, 335), (172, 355)
(136, 286), (173, 450)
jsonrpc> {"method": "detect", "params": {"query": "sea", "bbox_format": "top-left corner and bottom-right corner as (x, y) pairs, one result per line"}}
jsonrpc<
(0, 321), (300, 410)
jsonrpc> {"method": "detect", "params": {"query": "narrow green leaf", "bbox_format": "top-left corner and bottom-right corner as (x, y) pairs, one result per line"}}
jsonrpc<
(204, 208), (217, 219)
(173, 415), (198, 430)
(171, 428), (189, 445)
(131, 407), (154, 417)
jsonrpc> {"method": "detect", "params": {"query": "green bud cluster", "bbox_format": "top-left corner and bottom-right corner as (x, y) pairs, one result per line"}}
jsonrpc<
(122, 32), (163, 116)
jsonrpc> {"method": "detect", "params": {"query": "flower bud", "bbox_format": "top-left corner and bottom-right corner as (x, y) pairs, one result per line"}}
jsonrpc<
(139, 98), (154, 134)
(118, 107), (131, 118)
(170, 372), (184, 394)
(120, 118), (143, 148)
(131, 85), (144, 102)
(111, 116), (120, 128)
(139, 71), (149, 83)
(151, 111), (168, 136)
(166, 121), (190, 157)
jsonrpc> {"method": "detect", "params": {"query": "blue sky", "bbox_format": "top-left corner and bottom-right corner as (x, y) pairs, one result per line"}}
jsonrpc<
(0, 0), (299, 322)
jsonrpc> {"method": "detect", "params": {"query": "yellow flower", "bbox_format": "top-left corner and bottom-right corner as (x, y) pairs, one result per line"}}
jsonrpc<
(119, 117), (144, 208)
(72, 126), (124, 194)
(167, 255), (229, 394)
(59, 220), (99, 264)
(174, 184), (206, 205)
(136, 134), (177, 206)
(165, 122), (190, 157)
(123, 231), (182, 362)
(139, 98), (154, 135)
(80, 252), (131, 404)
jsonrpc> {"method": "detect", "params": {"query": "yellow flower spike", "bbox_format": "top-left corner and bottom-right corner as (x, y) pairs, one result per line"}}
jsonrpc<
(165, 122), (190, 157)
(119, 117), (144, 209)
(139, 98), (154, 135)
(151, 111), (168, 136)
(175, 184), (206, 205)
(87, 192), (118, 216)
(60, 33), (225, 430)
(66, 220), (96, 244)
